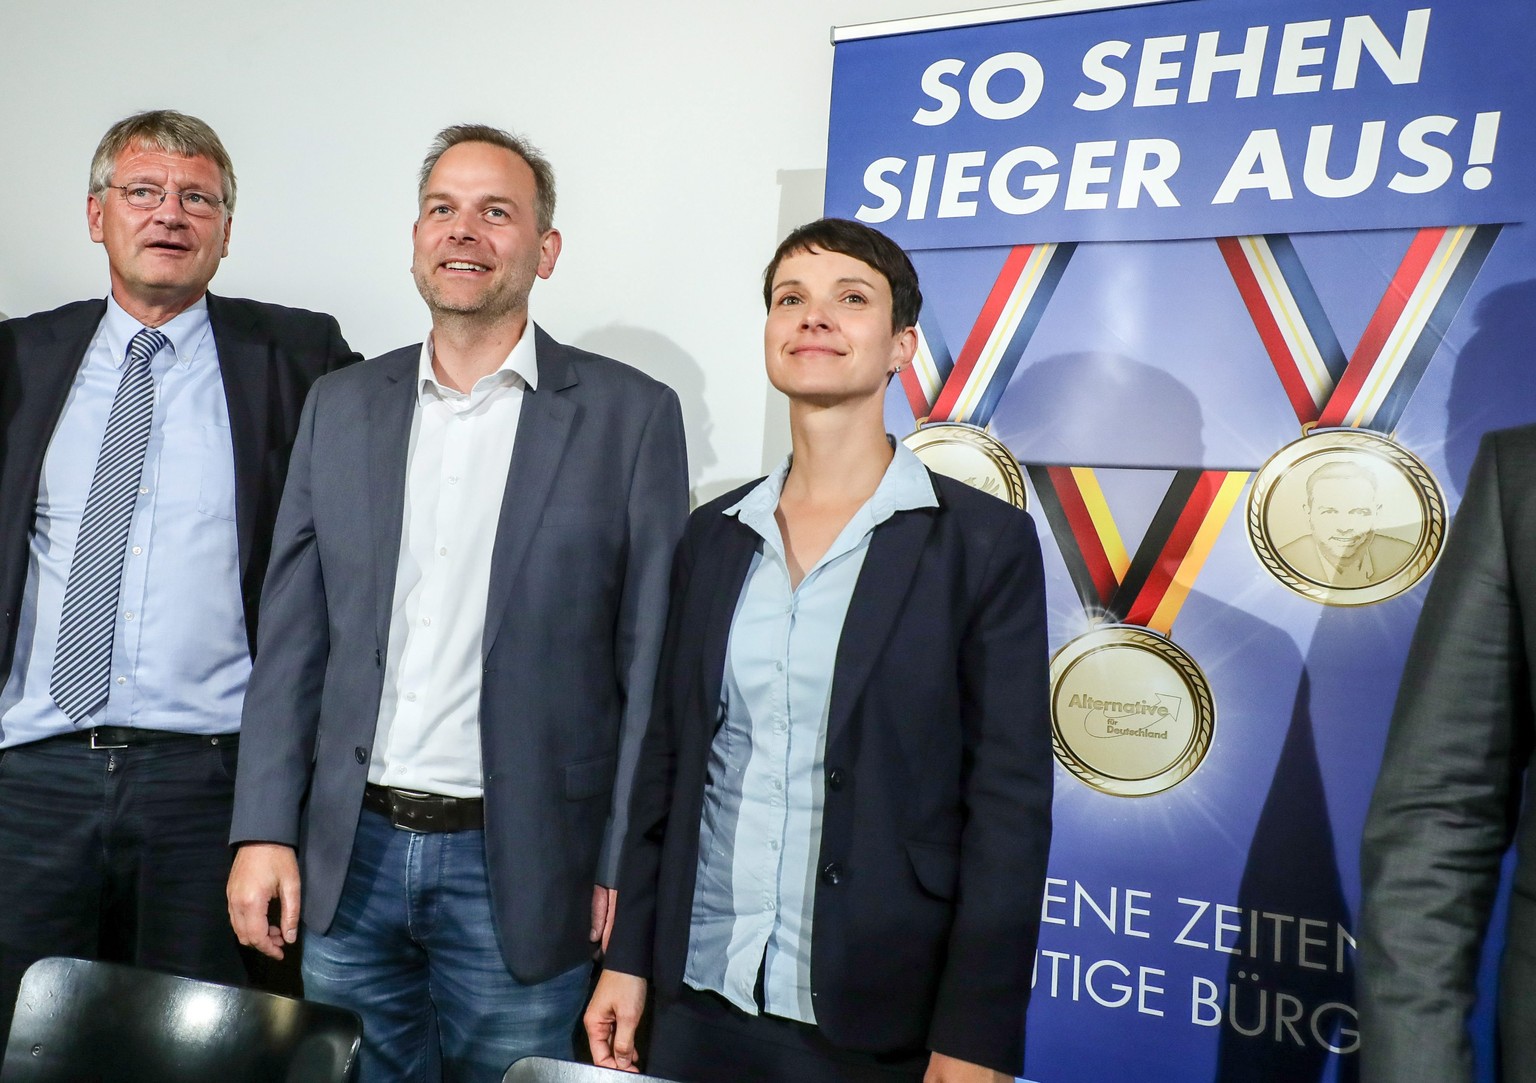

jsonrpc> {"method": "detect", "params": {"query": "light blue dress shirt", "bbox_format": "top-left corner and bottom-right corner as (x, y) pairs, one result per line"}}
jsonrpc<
(0, 295), (249, 747)
(683, 441), (938, 1023)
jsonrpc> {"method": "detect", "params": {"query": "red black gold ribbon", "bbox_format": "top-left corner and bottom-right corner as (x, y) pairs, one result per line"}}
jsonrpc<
(1028, 466), (1249, 636)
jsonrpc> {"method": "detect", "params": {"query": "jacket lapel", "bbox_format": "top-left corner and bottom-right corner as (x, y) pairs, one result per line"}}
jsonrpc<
(207, 294), (270, 578)
(9, 302), (104, 508)
(825, 505), (936, 748)
(481, 331), (576, 659)
(367, 348), (418, 649)
(697, 518), (759, 728)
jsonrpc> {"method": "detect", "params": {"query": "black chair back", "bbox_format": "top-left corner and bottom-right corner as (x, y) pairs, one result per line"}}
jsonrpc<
(1, 957), (361, 1082)
(503, 1056), (678, 1082)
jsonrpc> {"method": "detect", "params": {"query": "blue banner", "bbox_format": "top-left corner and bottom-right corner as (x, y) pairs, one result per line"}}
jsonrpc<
(828, 2), (1536, 1081)
(830, 0), (1534, 246)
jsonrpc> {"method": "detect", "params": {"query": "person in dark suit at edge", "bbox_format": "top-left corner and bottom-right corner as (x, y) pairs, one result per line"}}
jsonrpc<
(0, 109), (358, 1030)
(226, 123), (689, 1082)
(1360, 422), (1536, 1083)
(585, 218), (1053, 1083)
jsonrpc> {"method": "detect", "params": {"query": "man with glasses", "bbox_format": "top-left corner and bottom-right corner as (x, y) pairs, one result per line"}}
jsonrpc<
(0, 110), (357, 1027)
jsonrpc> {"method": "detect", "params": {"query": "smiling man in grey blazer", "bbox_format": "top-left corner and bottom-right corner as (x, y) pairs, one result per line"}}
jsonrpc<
(226, 123), (688, 1082)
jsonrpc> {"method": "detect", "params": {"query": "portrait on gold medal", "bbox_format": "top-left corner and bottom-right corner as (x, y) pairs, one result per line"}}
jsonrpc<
(1271, 457), (1420, 587)
(1248, 430), (1446, 606)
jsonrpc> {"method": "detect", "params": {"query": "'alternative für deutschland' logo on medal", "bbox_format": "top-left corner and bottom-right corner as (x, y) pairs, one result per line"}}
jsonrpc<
(1050, 626), (1214, 798)
(1029, 466), (1247, 797)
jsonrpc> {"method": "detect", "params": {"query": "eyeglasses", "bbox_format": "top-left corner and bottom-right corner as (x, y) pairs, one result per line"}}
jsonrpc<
(109, 183), (226, 219)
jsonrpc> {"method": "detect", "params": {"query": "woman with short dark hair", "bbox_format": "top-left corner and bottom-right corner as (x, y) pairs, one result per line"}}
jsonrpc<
(585, 219), (1053, 1083)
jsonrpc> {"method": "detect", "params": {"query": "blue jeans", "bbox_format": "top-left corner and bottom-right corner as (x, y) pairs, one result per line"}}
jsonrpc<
(302, 810), (589, 1083)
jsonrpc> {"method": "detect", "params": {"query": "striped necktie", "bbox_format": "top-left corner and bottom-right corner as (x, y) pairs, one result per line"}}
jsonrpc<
(50, 327), (168, 723)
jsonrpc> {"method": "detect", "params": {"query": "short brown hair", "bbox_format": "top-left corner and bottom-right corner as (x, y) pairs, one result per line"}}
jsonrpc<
(88, 110), (237, 212)
(418, 123), (556, 233)
(762, 218), (922, 331)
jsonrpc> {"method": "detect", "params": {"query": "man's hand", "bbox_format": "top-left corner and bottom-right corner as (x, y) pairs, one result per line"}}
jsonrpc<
(591, 885), (617, 954)
(227, 843), (302, 960)
(923, 1052), (1013, 1083)
(584, 969), (648, 1072)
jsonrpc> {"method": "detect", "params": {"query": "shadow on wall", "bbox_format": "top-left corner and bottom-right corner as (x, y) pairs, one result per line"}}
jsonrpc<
(1215, 659), (1358, 1083)
(572, 324), (738, 509)
(1444, 278), (1536, 491)
(998, 350), (1209, 469)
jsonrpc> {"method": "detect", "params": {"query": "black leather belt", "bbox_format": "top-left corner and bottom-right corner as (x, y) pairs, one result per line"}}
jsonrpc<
(68, 727), (234, 750)
(363, 783), (483, 833)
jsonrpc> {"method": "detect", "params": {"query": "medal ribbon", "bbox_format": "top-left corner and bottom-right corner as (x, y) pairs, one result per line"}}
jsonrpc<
(1028, 466), (1249, 636)
(901, 242), (1076, 426)
(1218, 226), (1500, 433)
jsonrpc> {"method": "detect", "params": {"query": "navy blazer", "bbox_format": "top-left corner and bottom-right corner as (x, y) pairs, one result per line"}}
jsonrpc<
(0, 294), (358, 678)
(231, 329), (690, 985)
(606, 471), (1054, 1075)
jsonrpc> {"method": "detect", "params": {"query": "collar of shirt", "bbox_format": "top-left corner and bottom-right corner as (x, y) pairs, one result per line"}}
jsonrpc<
(417, 319), (539, 411)
(101, 293), (211, 372)
(726, 438), (938, 560)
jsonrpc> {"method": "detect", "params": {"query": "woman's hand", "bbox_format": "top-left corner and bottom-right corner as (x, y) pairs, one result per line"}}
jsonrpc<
(584, 968), (650, 1072)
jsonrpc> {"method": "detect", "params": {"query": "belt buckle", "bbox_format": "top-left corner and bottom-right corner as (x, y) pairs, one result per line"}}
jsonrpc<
(89, 729), (128, 750)
(389, 788), (436, 833)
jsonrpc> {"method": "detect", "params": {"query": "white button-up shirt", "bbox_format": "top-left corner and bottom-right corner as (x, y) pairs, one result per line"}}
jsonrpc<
(368, 324), (537, 797)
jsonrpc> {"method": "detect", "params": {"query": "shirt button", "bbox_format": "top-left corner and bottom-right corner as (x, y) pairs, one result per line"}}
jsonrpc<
(405, 691), (417, 702)
(439, 547), (448, 557)
(124, 611), (134, 621)
(421, 617), (432, 626)
(138, 486), (149, 495)
(768, 839), (780, 851)
(115, 676), (127, 686)
(354, 746), (367, 764)
(448, 476), (459, 484)
(131, 546), (142, 556)
(828, 768), (847, 791)
(820, 862), (845, 887)
(774, 661), (784, 672)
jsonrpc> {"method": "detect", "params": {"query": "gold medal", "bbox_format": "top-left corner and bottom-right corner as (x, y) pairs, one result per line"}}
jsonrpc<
(896, 244), (1076, 512)
(1248, 429), (1445, 606)
(903, 423), (1027, 509)
(1219, 228), (1494, 605)
(1049, 625), (1215, 798)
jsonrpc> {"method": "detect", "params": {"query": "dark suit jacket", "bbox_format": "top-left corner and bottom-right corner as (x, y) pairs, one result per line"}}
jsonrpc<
(1360, 423), (1536, 1083)
(0, 294), (358, 678)
(605, 472), (1053, 1075)
(229, 329), (689, 985)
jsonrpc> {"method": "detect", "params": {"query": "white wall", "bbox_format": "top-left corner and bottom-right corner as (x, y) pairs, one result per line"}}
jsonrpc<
(0, 0), (996, 503)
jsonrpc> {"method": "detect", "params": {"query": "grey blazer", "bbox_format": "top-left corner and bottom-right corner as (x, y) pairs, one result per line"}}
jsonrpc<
(1360, 423), (1536, 1082)
(230, 328), (688, 983)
